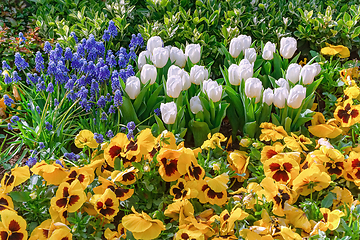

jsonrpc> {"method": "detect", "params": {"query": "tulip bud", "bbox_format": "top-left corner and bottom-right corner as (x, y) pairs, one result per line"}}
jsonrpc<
(147, 36), (163, 54)
(245, 48), (257, 63)
(300, 64), (319, 85)
(286, 63), (302, 84)
(152, 47), (169, 68)
(275, 78), (289, 91)
(203, 79), (223, 102)
(190, 96), (203, 114)
(166, 75), (183, 98)
(280, 37), (297, 59)
(239, 59), (253, 82)
(138, 50), (151, 71)
(170, 47), (186, 67)
(125, 76), (141, 99)
(228, 64), (241, 85)
(140, 64), (157, 85)
(263, 88), (274, 105)
(189, 65), (208, 85)
(262, 41), (276, 60)
(160, 102), (177, 124)
(245, 78), (263, 103)
(229, 35), (252, 58)
(273, 87), (289, 108)
(287, 85), (306, 109)
(185, 44), (201, 64)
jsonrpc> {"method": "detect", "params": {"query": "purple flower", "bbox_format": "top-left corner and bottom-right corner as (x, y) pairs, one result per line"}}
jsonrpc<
(2, 60), (10, 70)
(46, 82), (54, 93)
(64, 152), (79, 161)
(127, 121), (135, 131)
(14, 53), (29, 70)
(94, 133), (104, 144)
(54, 98), (59, 107)
(108, 20), (118, 38)
(102, 29), (111, 42)
(70, 32), (78, 43)
(154, 108), (161, 117)
(45, 122), (52, 131)
(44, 41), (52, 53)
(101, 112), (107, 121)
(114, 90), (123, 107)
(35, 51), (44, 72)
(39, 142), (45, 149)
(3, 95), (14, 107)
(7, 123), (13, 130)
(4, 74), (12, 84)
(107, 54), (117, 68)
(98, 65), (110, 82)
(36, 81), (46, 92)
(106, 130), (114, 138)
(64, 47), (73, 61)
(26, 157), (37, 167)
(108, 105), (116, 114)
(10, 116), (20, 123)
(55, 159), (64, 168)
(12, 71), (21, 82)
(36, 106), (41, 114)
(97, 96), (106, 108)
(127, 129), (134, 140)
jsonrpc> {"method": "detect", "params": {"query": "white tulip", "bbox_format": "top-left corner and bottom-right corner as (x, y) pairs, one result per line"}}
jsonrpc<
(160, 102), (177, 124)
(245, 48), (257, 63)
(138, 50), (152, 70)
(229, 35), (252, 58)
(125, 76), (141, 99)
(203, 79), (223, 102)
(312, 63), (321, 76)
(147, 36), (163, 54)
(152, 47), (169, 68)
(280, 37), (297, 59)
(140, 64), (157, 85)
(170, 47), (186, 68)
(262, 41), (276, 60)
(189, 65), (208, 85)
(245, 78), (263, 103)
(273, 87), (289, 108)
(168, 65), (183, 77)
(190, 96), (203, 114)
(185, 44), (201, 64)
(239, 59), (253, 82)
(166, 75), (183, 98)
(275, 78), (289, 91)
(228, 64), (241, 85)
(181, 70), (191, 90)
(300, 64), (320, 85)
(263, 88), (274, 105)
(286, 63), (302, 84)
(287, 85), (306, 109)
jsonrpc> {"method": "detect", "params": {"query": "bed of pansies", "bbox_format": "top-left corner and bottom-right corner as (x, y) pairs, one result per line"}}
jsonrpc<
(1, 1), (360, 239)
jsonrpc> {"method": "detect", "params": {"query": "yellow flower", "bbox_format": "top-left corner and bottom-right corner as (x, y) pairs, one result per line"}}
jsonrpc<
(227, 150), (249, 181)
(201, 133), (227, 150)
(292, 166), (331, 196)
(31, 161), (68, 185)
(164, 199), (194, 225)
(29, 219), (72, 240)
(320, 43), (350, 58)
(104, 224), (126, 239)
(74, 130), (99, 149)
(259, 122), (288, 142)
(91, 189), (119, 220)
(0, 165), (30, 193)
(334, 99), (360, 127)
(284, 133), (312, 152)
(122, 206), (165, 240)
(174, 229), (204, 240)
(0, 210), (28, 240)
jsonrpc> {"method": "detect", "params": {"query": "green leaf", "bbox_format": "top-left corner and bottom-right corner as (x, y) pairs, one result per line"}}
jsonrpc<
(9, 191), (31, 202)
(352, 26), (360, 39)
(321, 192), (336, 208)
(243, 121), (258, 138)
(189, 120), (211, 147)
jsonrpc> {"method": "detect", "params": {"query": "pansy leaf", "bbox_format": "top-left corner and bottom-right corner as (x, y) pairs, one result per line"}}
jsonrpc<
(321, 192), (336, 208)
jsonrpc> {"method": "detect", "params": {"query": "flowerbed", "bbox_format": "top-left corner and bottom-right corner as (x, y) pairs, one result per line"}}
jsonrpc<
(0, 1), (360, 239)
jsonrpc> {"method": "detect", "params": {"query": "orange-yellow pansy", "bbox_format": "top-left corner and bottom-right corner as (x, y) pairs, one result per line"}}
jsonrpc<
(292, 166), (331, 196)
(51, 179), (86, 213)
(0, 165), (30, 193)
(91, 189), (119, 220)
(74, 130), (99, 149)
(334, 100), (360, 127)
(0, 210), (28, 240)
(320, 44), (350, 58)
(259, 122), (288, 142)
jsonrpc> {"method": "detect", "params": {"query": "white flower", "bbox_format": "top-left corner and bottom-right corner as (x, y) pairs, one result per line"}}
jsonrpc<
(273, 87), (289, 108)
(125, 76), (141, 99)
(229, 35), (252, 58)
(140, 64), (157, 85)
(170, 47), (186, 67)
(300, 64), (321, 85)
(166, 75), (183, 98)
(203, 79), (223, 102)
(168, 66), (191, 90)
(228, 64), (241, 85)
(262, 41), (276, 60)
(189, 65), (208, 85)
(160, 102), (177, 124)
(280, 37), (297, 59)
(138, 50), (152, 70)
(168, 65), (183, 77)
(263, 88), (274, 105)
(286, 63), (302, 84)
(147, 36), (163, 54)
(245, 78), (263, 103)
(151, 47), (169, 68)
(190, 96), (203, 114)
(287, 85), (306, 109)
(239, 59), (253, 82)
(275, 78), (290, 91)
(245, 48), (257, 63)
(185, 44), (201, 64)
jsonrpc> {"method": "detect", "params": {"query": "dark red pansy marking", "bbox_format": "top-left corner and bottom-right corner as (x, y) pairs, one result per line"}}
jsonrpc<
(96, 202), (103, 210)
(161, 158), (178, 176)
(126, 141), (138, 152)
(326, 162), (344, 175)
(107, 185), (115, 191)
(0, 198), (9, 206)
(62, 210), (68, 219)
(172, 188), (182, 199)
(216, 192), (224, 199)
(355, 170), (360, 179)
(302, 162), (309, 170)
(274, 192), (290, 208)
(0, 231), (8, 240)
(8, 220), (21, 232)
(4, 174), (14, 186)
(347, 173), (355, 180)
(61, 238), (69, 240)
(123, 156), (136, 166)
(269, 163), (281, 172)
(178, 182), (184, 189)
(114, 188), (130, 198)
(56, 198), (68, 208)
(63, 187), (70, 198)
(182, 190), (188, 198)
(266, 149), (278, 159)
(8, 232), (23, 240)
(323, 213), (328, 222)
(149, 148), (158, 158)
(68, 171), (77, 178)
(223, 214), (230, 221)
(181, 233), (190, 239)
(207, 189), (224, 199)
(42, 229), (49, 238)
(272, 170), (289, 182)
(69, 195), (80, 206)
(100, 208), (115, 216)
(109, 146), (122, 159)
(352, 159), (360, 168)
(105, 198), (114, 207)
(122, 172), (135, 182)
(283, 163), (293, 172)
(78, 174), (85, 183)
(201, 185), (209, 192)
